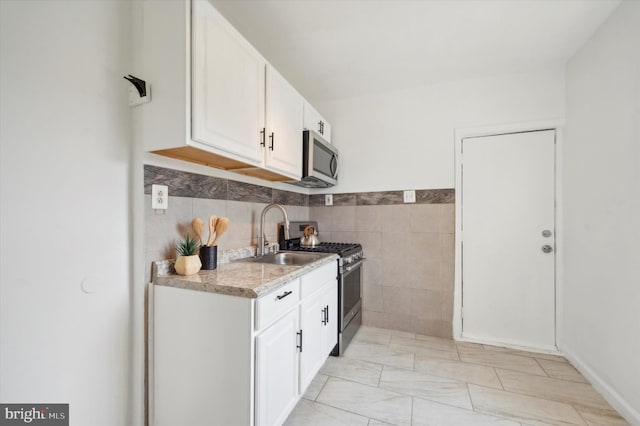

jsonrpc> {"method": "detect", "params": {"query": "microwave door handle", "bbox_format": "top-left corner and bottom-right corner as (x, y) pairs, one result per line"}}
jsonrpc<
(330, 154), (338, 178)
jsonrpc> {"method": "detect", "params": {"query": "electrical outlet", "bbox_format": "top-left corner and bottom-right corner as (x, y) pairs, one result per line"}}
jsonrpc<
(403, 190), (416, 203)
(325, 194), (333, 206)
(152, 184), (168, 209)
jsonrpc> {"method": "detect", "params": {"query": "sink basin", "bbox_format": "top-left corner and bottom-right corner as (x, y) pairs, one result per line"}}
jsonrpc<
(236, 252), (325, 266)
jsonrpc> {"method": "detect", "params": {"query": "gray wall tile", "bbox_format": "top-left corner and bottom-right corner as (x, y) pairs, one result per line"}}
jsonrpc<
(144, 165), (227, 199)
(228, 180), (272, 203)
(357, 191), (404, 206)
(309, 194), (325, 207)
(273, 188), (309, 207)
(416, 189), (454, 204)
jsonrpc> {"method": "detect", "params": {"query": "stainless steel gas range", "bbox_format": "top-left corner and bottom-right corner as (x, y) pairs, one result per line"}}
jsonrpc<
(279, 221), (364, 356)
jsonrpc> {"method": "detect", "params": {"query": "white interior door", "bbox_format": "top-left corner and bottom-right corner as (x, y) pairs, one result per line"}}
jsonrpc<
(461, 130), (556, 350)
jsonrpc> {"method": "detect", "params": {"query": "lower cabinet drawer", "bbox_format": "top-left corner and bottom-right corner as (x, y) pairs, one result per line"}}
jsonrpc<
(255, 279), (300, 330)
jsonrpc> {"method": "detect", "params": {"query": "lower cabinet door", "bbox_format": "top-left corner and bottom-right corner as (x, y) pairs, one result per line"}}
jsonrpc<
(325, 283), (339, 354)
(255, 309), (299, 426)
(299, 289), (328, 393)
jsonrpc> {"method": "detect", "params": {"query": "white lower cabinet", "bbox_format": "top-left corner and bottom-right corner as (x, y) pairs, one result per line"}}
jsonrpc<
(299, 281), (338, 392)
(255, 309), (299, 426)
(151, 261), (338, 426)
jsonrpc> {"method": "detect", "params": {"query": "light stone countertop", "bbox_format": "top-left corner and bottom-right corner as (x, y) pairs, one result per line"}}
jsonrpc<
(152, 251), (339, 299)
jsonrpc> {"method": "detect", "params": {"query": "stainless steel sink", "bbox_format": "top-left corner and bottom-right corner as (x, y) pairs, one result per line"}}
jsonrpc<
(236, 252), (325, 266)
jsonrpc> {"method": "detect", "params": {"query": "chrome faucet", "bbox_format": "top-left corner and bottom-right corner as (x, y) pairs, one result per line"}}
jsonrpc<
(259, 203), (290, 256)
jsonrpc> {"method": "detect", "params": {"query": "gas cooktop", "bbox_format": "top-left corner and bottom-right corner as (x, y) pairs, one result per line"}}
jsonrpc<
(278, 221), (363, 261)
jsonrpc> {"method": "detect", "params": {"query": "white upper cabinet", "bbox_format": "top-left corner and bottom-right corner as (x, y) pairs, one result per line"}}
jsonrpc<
(265, 65), (303, 180)
(191, 0), (265, 165)
(137, 0), (328, 182)
(303, 101), (332, 143)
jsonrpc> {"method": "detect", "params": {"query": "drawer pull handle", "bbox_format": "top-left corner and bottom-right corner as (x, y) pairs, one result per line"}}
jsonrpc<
(276, 290), (292, 300)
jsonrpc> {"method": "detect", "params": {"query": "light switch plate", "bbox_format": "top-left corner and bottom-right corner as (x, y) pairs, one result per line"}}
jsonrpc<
(403, 190), (416, 203)
(325, 194), (333, 206)
(152, 184), (168, 209)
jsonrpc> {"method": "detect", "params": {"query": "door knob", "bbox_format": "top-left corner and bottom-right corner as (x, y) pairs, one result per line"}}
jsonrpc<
(541, 230), (552, 238)
(542, 245), (553, 253)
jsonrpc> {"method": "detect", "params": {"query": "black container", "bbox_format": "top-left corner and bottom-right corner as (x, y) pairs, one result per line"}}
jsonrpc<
(199, 245), (217, 270)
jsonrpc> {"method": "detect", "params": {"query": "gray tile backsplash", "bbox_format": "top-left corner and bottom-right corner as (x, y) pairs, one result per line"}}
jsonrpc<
(144, 165), (455, 338)
(309, 202), (455, 338)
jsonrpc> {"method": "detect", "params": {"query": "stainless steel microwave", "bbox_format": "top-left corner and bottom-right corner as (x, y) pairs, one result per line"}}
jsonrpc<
(289, 130), (338, 188)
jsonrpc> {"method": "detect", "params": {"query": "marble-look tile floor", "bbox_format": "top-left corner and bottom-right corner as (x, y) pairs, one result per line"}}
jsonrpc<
(284, 326), (629, 426)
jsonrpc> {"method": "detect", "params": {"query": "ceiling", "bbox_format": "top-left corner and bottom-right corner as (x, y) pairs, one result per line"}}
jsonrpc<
(211, 0), (621, 102)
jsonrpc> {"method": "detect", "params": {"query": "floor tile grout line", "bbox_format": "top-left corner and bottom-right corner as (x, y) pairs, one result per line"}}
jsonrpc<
(311, 399), (376, 424)
(324, 370), (482, 424)
(316, 389), (408, 426)
(533, 356), (551, 378)
(494, 366), (506, 391)
(467, 381), (612, 419)
(572, 403), (592, 426)
(410, 395), (414, 426)
(315, 375), (331, 401)
(446, 353), (549, 378)
(419, 350), (551, 380)
(465, 382), (476, 412)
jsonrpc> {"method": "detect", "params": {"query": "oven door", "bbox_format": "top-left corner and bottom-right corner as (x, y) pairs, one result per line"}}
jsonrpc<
(340, 259), (364, 333)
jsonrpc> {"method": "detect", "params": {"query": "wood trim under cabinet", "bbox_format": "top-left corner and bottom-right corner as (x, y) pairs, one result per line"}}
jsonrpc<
(152, 146), (295, 182)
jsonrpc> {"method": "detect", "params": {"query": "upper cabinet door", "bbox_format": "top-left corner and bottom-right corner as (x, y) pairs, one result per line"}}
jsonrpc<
(191, 0), (265, 165)
(265, 65), (303, 180)
(303, 101), (332, 143)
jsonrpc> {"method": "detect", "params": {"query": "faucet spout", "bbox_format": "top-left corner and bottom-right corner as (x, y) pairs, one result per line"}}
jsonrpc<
(259, 203), (290, 256)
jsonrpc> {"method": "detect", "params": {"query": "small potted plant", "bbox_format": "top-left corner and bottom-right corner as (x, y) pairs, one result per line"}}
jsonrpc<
(174, 234), (202, 276)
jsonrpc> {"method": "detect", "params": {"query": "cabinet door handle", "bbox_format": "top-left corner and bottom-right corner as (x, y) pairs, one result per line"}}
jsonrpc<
(318, 120), (323, 134)
(326, 305), (329, 324)
(269, 132), (274, 151)
(321, 307), (327, 325)
(260, 128), (266, 147)
(296, 330), (303, 352)
(276, 290), (292, 300)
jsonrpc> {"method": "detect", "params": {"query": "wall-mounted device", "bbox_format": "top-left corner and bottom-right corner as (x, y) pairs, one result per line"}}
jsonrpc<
(288, 130), (338, 188)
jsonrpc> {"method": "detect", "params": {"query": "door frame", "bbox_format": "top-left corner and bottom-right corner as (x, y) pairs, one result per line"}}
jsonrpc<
(453, 119), (565, 352)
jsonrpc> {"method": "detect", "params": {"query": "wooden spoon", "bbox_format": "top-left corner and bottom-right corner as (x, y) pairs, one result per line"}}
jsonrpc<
(207, 215), (219, 247)
(191, 218), (205, 245)
(211, 217), (230, 246)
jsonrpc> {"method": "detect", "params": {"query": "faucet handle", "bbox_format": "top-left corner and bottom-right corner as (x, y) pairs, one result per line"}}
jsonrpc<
(263, 233), (270, 246)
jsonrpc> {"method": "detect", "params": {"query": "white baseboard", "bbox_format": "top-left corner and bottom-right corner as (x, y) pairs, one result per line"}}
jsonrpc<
(561, 344), (640, 426)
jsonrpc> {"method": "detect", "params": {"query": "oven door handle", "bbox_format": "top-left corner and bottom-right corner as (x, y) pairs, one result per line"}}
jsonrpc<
(343, 258), (366, 274)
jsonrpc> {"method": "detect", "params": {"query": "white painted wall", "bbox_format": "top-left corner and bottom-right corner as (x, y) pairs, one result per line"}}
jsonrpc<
(562, 1), (640, 423)
(315, 69), (565, 193)
(0, 1), (132, 425)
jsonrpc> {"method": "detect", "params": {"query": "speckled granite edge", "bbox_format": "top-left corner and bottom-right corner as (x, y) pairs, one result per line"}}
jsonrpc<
(151, 243), (279, 281)
(153, 252), (339, 299)
(249, 254), (338, 297)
